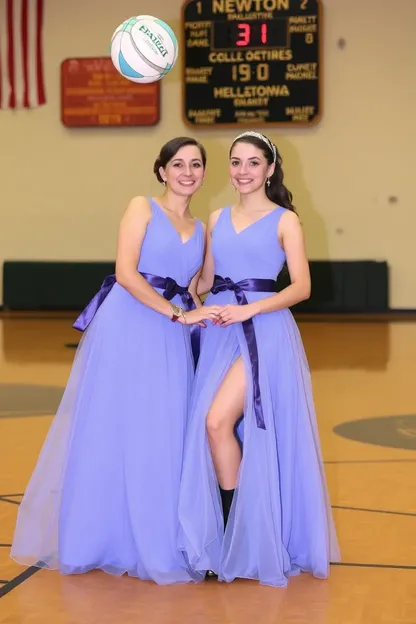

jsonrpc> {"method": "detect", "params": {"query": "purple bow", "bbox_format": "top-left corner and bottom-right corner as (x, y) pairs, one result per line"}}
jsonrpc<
(73, 274), (116, 333)
(211, 274), (277, 430)
(141, 273), (200, 367)
(73, 272), (200, 366)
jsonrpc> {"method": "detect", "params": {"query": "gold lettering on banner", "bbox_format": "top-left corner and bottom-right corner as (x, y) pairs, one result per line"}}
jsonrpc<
(285, 105), (315, 120)
(288, 16), (317, 34)
(187, 38), (210, 47)
(285, 70), (316, 79)
(183, 0), (320, 125)
(235, 109), (270, 122)
(208, 50), (292, 63)
(286, 106), (315, 114)
(289, 24), (317, 33)
(185, 67), (214, 83)
(286, 63), (317, 72)
(235, 97), (269, 107)
(188, 108), (222, 124)
(288, 15), (317, 24)
(212, 0), (289, 14)
(188, 108), (222, 117)
(285, 62), (317, 80)
(214, 85), (289, 98)
(189, 29), (209, 37)
(231, 63), (270, 82)
(209, 51), (244, 63)
(185, 21), (211, 28)
(227, 12), (273, 20)
(186, 20), (211, 47)
(245, 49), (292, 61)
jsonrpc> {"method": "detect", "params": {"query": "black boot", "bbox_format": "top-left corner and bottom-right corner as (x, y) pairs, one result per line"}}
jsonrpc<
(205, 487), (235, 580)
(219, 487), (235, 528)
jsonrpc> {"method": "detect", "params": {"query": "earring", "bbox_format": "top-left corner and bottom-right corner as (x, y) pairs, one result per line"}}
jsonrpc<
(266, 178), (271, 187)
(162, 180), (166, 186)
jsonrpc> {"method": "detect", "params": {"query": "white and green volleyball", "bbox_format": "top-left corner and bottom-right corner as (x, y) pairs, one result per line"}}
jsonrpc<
(110, 15), (178, 84)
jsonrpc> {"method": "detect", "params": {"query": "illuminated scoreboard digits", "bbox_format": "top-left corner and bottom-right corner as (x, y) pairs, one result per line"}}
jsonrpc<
(182, 0), (322, 127)
(213, 21), (287, 49)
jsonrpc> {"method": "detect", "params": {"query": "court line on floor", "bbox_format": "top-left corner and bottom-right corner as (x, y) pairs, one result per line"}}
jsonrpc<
(2, 493), (415, 518)
(0, 567), (40, 599)
(1, 494), (414, 597)
(0, 496), (21, 506)
(0, 493), (23, 497)
(331, 562), (416, 570)
(1, 560), (415, 600)
(325, 459), (416, 465)
(332, 505), (416, 518)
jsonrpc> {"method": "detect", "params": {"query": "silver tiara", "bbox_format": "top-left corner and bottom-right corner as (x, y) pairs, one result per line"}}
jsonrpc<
(232, 130), (277, 163)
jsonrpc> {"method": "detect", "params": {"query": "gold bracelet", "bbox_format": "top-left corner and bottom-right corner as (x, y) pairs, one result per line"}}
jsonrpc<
(170, 303), (183, 322)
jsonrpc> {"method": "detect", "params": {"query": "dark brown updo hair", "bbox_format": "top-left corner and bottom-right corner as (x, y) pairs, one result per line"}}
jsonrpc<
(230, 133), (296, 214)
(153, 136), (207, 183)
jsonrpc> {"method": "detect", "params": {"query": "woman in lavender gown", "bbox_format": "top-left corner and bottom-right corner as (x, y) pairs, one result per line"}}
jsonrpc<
(11, 136), (221, 585)
(178, 131), (341, 587)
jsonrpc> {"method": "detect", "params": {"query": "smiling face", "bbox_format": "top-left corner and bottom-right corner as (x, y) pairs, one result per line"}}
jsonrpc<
(229, 140), (275, 195)
(159, 144), (205, 197)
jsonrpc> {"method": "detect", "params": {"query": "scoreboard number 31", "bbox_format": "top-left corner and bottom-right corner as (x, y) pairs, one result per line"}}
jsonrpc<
(182, 0), (323, 128)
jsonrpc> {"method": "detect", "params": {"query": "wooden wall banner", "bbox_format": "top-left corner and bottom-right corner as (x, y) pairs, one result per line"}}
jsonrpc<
(182, 0), (322, 128)
(61, 57), (160, 127)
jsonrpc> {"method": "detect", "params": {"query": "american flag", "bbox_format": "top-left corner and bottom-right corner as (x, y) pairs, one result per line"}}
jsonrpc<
(0, 0), (46, 109)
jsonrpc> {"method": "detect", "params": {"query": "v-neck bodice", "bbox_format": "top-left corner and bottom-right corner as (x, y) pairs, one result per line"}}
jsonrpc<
(137, 198), (204, 286)
(211, 205), (287, 282)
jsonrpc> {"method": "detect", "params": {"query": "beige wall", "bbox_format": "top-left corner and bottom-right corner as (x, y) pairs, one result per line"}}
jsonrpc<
(0, 0), (414, 308)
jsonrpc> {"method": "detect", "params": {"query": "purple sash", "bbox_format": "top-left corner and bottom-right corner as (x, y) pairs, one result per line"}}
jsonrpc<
(73, 274), (116, 333)
(73, 272), (200, 366)
(211, 274), (277, 430)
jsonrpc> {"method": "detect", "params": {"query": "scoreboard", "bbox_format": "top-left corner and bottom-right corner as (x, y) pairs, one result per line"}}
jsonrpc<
(182, 0), (322, 127)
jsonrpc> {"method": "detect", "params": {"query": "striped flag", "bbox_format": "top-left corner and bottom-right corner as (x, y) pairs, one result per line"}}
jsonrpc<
(0, 0), (46, 109)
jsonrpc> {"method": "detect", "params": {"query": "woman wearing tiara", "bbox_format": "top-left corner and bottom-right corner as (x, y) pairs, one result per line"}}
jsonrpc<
(178, 131), (340, 587)
(11, 136), (221, 585)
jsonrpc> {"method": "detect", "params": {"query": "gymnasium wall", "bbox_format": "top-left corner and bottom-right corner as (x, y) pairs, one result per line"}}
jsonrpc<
(0, 0), (415, 308)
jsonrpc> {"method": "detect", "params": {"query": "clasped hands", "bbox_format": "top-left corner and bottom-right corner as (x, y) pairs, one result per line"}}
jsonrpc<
(183, 303), (256, 328)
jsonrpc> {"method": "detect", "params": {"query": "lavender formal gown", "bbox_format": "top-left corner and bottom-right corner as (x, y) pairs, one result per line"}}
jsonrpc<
(11, 198), (204, 585)
(178, 206), (341, 587)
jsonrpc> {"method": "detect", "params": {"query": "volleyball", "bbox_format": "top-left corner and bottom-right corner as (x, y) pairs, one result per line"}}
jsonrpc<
(110, 15), (178, 84)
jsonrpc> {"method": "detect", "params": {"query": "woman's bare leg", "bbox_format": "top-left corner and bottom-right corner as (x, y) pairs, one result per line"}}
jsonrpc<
(206, 357), (245, 490)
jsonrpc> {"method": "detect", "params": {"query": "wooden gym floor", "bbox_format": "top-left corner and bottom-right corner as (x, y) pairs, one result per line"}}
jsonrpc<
(1, 312), (416, 623)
